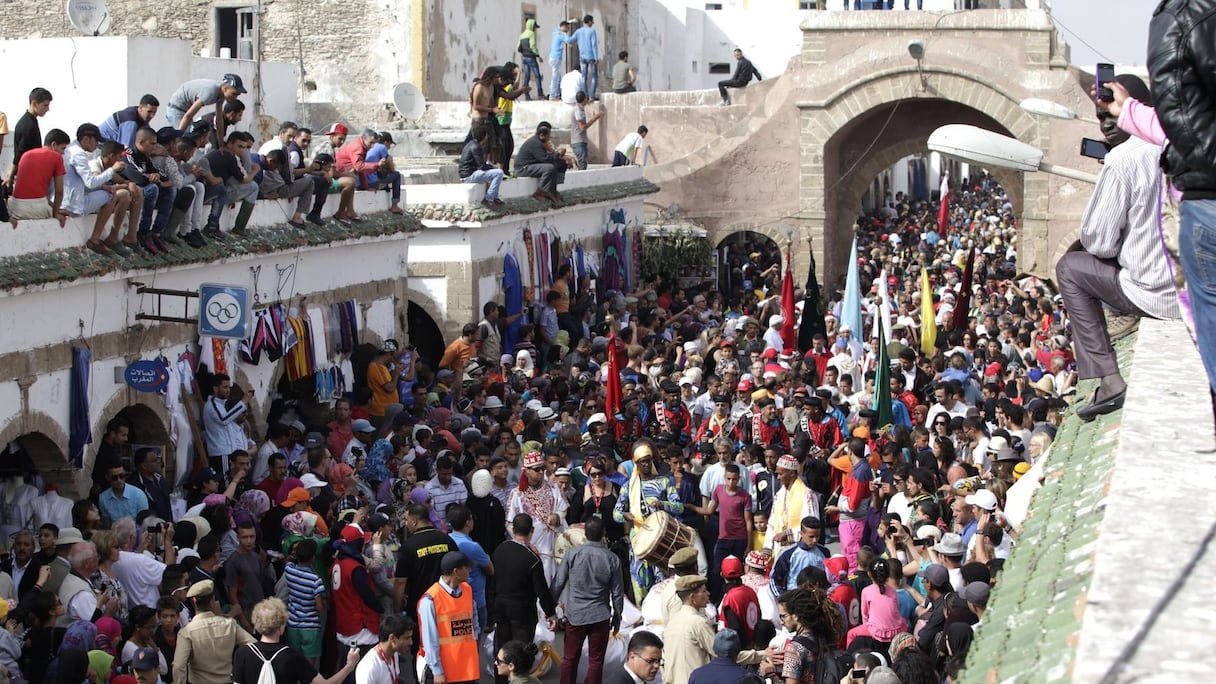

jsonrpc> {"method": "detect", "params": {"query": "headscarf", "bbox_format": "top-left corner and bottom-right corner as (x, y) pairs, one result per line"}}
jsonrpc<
(93, 616), (122, 656)
(410, 488), (444, 530)
(276, 477), (305, 505)
(87, 650), (114, 683)
(282, 511), (319, 538)
(203, 493), (228, 507)
(238, 489), (271, 520)
(59, 619), (97, 654)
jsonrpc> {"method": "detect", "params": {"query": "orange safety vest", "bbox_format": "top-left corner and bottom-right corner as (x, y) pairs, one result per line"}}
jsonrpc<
(418, 581), (479, 682)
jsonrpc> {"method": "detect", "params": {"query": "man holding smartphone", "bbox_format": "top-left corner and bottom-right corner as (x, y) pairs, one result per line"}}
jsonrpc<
(1056, 73), (1179, 421)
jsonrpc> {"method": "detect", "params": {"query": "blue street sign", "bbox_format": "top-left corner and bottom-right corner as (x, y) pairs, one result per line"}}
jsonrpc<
(198, 283), (250, 340)
(124, 359), (169, 392)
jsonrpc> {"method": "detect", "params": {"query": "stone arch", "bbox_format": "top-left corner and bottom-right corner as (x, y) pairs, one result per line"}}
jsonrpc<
(802, 66), (1046, 282)
(0, 412), (77, 495)
(114, 402), (175, 484)
(405, 291), (446, 369)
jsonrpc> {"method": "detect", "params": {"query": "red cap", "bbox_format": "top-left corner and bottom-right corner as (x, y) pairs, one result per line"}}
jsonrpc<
(736, 379), (753, 392)
(721, 555), (744, 579)
(340, 524), (364, 543)
(324, 123), (349, 136)
(762, 348), (778, 359)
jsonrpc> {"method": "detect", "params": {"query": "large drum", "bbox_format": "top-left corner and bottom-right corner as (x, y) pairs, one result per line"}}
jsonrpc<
(632, 511), (696, 567)
(555, 523), (586, 563)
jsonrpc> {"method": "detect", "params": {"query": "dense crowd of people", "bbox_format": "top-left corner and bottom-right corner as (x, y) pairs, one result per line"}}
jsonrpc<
(0, 164), (1082, 684)
(3, 1), (1215, 682)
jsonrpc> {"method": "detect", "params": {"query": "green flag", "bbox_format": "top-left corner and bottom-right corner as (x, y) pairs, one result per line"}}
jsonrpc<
(873, 323), (894, 431)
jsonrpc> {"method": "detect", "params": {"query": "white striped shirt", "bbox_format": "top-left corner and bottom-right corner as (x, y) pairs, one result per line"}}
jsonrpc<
(1080, 136), (1180, 320)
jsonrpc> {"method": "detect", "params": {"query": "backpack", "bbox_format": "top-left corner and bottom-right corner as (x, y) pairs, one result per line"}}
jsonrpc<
(248, 643), (288, 684)
(792, 634), (850, 684)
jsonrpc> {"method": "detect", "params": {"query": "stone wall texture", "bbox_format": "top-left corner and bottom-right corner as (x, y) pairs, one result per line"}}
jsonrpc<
(0, 0), (628, 103)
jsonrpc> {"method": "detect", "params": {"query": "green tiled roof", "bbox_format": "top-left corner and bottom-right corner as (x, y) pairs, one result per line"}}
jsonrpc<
(0, 214), (422, 292)
(0, 178), (658, 291)
(417, 178), (660, 222)
(959, 334), (1136, 684)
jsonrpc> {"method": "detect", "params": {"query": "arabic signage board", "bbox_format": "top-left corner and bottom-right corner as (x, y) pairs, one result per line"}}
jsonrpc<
(124, 360), (169, 392)
(198, 283), (250, 340)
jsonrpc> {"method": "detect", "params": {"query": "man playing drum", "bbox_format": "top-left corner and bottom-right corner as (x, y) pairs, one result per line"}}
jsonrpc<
(613, 441), (685, 602)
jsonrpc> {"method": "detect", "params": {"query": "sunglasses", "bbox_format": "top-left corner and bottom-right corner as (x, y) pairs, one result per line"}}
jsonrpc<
(527, 466), (545, 473)
(109, 473), (126, 481)
(588, 471), (605, 477)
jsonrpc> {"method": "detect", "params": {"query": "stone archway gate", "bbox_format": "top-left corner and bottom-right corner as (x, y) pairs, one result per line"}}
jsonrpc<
(599, 9), (1102, 285)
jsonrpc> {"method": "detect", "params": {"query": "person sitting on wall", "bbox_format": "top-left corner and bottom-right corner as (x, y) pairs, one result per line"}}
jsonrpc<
(8, 128), (70, 226)
(336, 129), (403, 215)
(63, 125), (135, 257)
(255, 148), (322, 229)
(459, 120), (506, 209)
(515, 122), (572, 204)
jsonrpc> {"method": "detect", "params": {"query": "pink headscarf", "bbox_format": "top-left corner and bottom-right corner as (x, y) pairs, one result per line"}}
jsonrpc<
(94, 616), (122, 656)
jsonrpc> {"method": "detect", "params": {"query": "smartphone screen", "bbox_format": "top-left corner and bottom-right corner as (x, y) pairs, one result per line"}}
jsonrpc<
(1096, 63), (1116, 101)
(1080, 137), (1111, 161)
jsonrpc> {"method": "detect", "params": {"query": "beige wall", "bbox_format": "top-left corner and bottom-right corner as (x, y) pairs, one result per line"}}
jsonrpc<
(593, 9), (1096, 286)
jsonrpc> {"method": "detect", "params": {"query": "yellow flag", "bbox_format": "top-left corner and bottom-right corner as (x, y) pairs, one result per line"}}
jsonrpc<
(921, 269), (937, 356)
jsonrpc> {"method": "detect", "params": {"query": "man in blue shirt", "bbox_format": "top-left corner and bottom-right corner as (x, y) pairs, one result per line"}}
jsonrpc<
(566, 15), (600, 99)
(99, 463), (149, 523)
(549, 21), (571, 101)
(99, 94), (159, 148)
(446, 504), (493, 631)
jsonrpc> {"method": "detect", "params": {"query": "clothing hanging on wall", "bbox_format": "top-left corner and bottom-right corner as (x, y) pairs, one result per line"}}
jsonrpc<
(284, 316), (313, 381)
(504, 253), (524, 357)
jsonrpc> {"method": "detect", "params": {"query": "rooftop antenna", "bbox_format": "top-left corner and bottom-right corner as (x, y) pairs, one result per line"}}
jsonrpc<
(391, 82), (427, 120)
(66, 0), (111, 35)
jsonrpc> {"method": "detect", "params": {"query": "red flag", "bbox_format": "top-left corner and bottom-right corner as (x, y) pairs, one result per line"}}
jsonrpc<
(937, 174), (951, 235)
(606, 328), (623, 424)
(780, 255), (797, 352)
(953, 245), (975, 329)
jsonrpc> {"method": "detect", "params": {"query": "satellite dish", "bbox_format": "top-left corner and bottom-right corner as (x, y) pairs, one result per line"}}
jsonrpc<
(392, 83), (426, 120)
(66, 0), (111, 35)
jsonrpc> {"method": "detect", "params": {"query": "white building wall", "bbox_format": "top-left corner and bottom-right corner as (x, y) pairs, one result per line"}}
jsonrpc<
(0, 36), (298, 174)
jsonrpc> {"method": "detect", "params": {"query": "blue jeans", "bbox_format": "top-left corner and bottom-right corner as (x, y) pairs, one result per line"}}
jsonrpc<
(572, 142), (588, 170)
(550, 58), (564, 99)
(203, 183), (229, 226)
(581, 59), (598, 99)
(138, 184), (176, 234)
(521, 56), (543, 98)
(371, 170), (402, 202)
(464, 168), (504, 200)
(1180, 200), (1216, 392)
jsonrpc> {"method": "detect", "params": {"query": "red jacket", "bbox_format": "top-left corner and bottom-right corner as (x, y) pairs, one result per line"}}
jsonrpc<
(332, 556), (381, 637)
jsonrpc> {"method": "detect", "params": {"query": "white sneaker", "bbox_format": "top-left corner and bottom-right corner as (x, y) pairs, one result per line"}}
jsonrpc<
(719, 99), (730, 106)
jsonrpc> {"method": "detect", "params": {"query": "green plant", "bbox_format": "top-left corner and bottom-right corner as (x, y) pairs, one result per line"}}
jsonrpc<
(640, 228), (713, 281)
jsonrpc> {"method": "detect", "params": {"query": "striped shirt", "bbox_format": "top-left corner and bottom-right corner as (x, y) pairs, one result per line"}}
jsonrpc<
(1080, 135), (1180, 320)
(284, 562), (325, 629)
(425, 478), (468, 529)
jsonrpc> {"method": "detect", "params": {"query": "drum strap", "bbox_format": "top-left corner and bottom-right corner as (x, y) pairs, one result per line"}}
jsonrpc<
(654, 402), (670, 434)
(752, 411), (764, 445)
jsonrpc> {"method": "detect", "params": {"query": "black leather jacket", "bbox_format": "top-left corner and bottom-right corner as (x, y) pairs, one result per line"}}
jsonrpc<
(1149, 0), (1216, 196)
